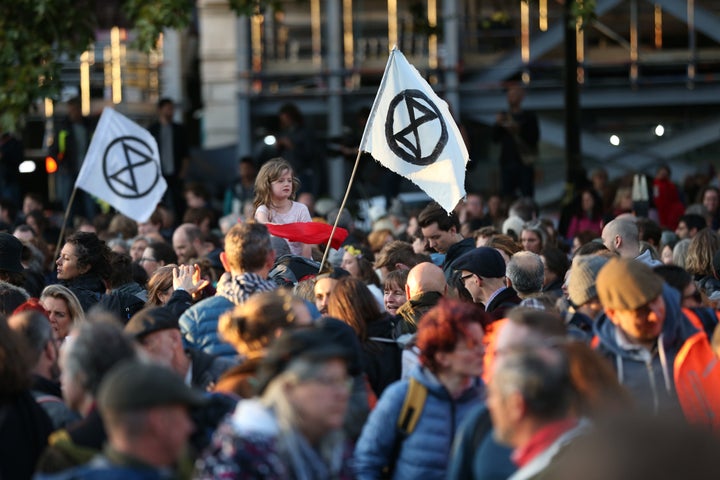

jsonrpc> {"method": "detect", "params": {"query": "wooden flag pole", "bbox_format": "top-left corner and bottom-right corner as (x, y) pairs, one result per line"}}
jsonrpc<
(53, 187), (79, 262)
(319, 149), (363, 272)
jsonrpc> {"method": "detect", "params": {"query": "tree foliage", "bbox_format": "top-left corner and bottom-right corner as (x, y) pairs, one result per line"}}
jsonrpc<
(0, 0), (281, 132)
(0, 0), (95, 131)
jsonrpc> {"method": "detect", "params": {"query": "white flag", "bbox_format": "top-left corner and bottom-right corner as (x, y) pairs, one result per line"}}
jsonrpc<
(75, 108), (167, 222)
(359, 48), (468, 213)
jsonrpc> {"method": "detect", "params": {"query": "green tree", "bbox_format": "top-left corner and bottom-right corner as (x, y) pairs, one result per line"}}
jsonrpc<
(0, 0), (281, 132)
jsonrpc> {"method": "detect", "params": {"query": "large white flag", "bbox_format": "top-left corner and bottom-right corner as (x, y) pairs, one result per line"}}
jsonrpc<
(359, 48), (468, 213)
(75, 108), (167, 222)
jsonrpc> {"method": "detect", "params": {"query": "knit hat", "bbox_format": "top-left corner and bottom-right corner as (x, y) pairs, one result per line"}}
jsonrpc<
(596, 258), (664, 310)
(567, 255), (610, 307)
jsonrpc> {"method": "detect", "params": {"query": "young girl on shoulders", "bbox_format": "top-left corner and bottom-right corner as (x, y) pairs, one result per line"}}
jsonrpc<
(253, 158), (313, 258)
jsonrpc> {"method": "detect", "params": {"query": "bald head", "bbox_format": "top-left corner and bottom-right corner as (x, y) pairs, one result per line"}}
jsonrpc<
(406, 262), (447, 298)
(601, 218), (639, 257)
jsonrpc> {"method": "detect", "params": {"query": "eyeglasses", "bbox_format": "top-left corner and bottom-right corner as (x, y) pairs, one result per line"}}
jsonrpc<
(460, 273), (475, 284)
(139, 257), (157, 263)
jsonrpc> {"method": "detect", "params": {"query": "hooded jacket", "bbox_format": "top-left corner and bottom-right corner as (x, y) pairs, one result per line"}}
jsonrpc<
(354, 366), (484, 480)
(594, 284), (719, 424)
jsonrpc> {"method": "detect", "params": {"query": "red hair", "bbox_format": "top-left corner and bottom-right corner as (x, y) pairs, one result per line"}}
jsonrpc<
(12, 298), (49, 319)
(416, 298), (487, 372)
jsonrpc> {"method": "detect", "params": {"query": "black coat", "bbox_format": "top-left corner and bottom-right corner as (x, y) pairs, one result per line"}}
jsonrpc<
(0, 390), (53, 480)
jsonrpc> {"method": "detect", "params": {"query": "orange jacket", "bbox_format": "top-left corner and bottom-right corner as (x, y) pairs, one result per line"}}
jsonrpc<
(674, 308), (720, 430)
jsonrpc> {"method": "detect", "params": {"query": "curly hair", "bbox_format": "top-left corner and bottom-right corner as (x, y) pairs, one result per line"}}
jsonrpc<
(64, 231), (112, 280)
(253, 158), (300, 213)
(416, 298), (486, 373)
(685, 228), (720, 277)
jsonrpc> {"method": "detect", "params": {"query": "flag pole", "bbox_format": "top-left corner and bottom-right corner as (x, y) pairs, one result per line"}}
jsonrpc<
(319, 150), (363, 272)
(53, 187), (79, 262)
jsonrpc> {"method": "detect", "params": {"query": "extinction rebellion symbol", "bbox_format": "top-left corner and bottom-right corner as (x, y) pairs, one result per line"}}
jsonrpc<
(102, 136), (161, 199)
(385, 89), (448, 166)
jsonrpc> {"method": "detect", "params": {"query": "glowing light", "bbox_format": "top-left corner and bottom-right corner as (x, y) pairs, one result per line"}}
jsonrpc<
(610, 135), (620, 146)
(45, 157), (58, 173)
(264, 135), (277, 146)
(20, 160), (37, 174)
(655, 124), (665, 136)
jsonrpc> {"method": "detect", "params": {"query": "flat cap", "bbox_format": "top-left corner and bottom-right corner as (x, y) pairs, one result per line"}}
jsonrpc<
(453, 247), (506, 278)
(124, 307), (178, 339)
(98, 360), (207, 412)
(596, 258), (664, 310)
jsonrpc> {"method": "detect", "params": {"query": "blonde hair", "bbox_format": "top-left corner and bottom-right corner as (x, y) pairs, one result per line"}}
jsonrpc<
(253, 158), (300, 214)
(40, 284), (86, 330)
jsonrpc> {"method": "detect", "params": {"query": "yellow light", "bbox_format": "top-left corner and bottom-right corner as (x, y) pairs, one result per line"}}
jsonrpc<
(111, 26), (122, 104)
(428, 0), (437, 69)
(45, 156), (58, 174)
(521, 1), (530, 64)
(654, 4), (663, 48)
(311, 0), (321, 66)
(343, 0), (354, 70)
(539, 0), (548, 32)
(80, 51), (91, 115)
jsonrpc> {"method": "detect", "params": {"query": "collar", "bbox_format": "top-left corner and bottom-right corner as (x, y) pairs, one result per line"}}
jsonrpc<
(486, 286), (507, 308)
(511, 417), (578, 467)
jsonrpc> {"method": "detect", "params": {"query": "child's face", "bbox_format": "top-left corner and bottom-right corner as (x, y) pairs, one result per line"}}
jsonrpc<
(341, 252), (360, 277)
(271, 169), (294, 200)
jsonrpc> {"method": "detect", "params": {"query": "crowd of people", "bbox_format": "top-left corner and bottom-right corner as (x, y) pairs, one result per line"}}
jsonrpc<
(1, 154), (720, 480)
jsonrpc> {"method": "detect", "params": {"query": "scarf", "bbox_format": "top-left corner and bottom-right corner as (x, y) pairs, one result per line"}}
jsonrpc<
(216, 272), (277, 304)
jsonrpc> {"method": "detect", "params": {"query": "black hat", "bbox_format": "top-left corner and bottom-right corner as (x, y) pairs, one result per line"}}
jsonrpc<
(0, 233), (24, 273)
(316, 317), (363, 376)
(453, 247), (506, 278)
(255, 327), (352, 395)
(124, 307), (179, 340)
(98, 360), (208, 412)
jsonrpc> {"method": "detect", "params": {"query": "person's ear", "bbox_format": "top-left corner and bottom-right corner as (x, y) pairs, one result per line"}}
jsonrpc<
(405, 284), (412, 299)
(604, 308), (619, 325)
(219, 251), (230, 272)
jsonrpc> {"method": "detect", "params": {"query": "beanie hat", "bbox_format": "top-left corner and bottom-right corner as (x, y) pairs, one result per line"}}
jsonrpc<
(596, 258), (664, 310)
(567, 255), (610, 307)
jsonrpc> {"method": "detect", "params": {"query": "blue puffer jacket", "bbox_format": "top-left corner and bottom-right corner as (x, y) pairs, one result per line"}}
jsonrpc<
(354, 366), (484, 480)
(179, 295), (236, 358)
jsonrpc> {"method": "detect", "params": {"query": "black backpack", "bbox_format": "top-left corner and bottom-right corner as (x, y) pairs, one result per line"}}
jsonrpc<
(269, 254), (322, 287)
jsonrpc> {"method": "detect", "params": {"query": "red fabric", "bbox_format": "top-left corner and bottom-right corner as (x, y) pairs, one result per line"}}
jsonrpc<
(653, 178), (685, 230)
(265, 222), (349, 250)
(511, 418), (579, 467)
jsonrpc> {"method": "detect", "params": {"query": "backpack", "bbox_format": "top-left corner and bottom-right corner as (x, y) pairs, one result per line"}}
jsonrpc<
(383, 377), (428, 478)
(268, 254), (322, 287)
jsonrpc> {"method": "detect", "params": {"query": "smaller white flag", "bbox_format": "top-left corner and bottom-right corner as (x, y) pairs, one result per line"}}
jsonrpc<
(359, 48), (468, 213)
(75, 108), (167, 222)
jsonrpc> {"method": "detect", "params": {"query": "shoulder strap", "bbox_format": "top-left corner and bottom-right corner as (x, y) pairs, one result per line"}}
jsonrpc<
(397, 377), (428, 435)
(35, 394), (65, 405)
